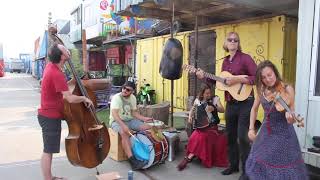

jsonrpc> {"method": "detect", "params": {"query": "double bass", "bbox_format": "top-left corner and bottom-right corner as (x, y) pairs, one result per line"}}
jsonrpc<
(48, 26), (110, 168)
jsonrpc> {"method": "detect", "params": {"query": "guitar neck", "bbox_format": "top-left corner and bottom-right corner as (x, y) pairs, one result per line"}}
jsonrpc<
(203, 72), (225, 83)
(183, 65), (225, 83)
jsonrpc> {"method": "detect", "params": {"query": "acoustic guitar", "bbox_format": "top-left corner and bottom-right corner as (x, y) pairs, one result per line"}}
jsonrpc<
(183, 64), (253, 101)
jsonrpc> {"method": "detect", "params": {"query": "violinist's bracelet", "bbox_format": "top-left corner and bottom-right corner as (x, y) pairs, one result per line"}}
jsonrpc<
(249, 128), (255, 131)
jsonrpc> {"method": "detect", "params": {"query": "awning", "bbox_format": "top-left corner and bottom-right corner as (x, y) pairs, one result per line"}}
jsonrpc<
(116, 0), (298, 27)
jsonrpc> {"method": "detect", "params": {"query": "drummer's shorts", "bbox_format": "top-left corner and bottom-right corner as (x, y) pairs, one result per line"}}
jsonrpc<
(38, 115), (62, 153)
(111, 119), (144, 133)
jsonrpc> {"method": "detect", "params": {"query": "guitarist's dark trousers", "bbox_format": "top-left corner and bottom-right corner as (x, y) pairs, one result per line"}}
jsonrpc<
(225, 97), (254, 174)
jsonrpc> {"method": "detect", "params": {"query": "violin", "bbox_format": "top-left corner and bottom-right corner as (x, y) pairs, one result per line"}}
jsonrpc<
(266, 82), (304, 128)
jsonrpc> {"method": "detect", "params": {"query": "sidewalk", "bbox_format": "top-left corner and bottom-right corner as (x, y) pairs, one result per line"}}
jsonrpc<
(0, 131), (240, 180)
(0, 74), (240, 180)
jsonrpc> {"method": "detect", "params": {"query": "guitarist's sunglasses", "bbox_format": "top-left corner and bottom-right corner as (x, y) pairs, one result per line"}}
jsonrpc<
(227, 38), (239, 43)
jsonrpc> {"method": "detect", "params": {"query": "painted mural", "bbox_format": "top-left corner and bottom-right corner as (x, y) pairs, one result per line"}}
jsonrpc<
(99, 0), (155, 37)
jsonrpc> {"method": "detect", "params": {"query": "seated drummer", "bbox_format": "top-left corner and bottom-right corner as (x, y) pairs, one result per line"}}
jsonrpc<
(109, 81), (153, 170)
(177, 84), (228, 171)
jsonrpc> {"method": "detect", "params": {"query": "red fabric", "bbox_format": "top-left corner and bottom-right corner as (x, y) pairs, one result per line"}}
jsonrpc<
(187, 126), (229, 168)
(38, 63), (68, 119)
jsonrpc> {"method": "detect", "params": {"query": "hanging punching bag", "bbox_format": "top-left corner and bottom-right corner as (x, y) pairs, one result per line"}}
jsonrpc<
(159, 38), (183, 80)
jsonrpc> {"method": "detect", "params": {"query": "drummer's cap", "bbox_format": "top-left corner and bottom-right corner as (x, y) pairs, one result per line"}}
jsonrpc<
(123, 81), (136, 90)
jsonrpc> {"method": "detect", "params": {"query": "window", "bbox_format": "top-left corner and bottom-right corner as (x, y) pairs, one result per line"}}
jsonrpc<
(315, 43), (320, 95)
(310, 0), (320, 98)
(71, 6), (81, 26)
(73, 11), (81, 25)
(83, 5), (97, 27)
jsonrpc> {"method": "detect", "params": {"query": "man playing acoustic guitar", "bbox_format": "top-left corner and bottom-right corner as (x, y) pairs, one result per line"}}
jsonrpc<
(197, 32), (257, 180)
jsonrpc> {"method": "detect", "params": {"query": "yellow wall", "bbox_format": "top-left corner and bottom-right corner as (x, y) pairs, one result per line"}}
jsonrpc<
(211, 15), (297, 121)
(136, 33), (189, 111)
(136, 15), (297, 121)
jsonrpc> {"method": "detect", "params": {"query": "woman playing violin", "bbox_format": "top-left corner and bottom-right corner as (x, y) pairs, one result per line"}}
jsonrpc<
(245, 60), (308, 180)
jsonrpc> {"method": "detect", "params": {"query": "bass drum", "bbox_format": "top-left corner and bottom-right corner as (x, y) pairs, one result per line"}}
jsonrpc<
(130, 131), (168, 169)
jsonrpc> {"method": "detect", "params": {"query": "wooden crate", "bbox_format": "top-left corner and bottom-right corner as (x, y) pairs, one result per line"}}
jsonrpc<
(108, 128), (128, 161)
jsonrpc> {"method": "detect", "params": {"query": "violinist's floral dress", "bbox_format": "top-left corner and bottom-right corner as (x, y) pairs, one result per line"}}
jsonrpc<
(245, 95), (308, 180)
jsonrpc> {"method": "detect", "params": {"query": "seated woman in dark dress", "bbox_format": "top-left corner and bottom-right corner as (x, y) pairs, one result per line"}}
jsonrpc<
(177, 84), (228, 171)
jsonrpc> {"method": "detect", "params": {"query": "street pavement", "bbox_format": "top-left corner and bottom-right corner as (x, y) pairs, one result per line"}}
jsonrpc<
(0, 73), (240, 180)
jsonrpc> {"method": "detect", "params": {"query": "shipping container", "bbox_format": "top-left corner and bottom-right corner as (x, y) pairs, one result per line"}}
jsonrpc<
(4, 59), (10, 72)
(106, 46), (124, 64)
(35, 59), (46, 80)
(124, 45), (133, 66)
(31, 60), (36, 77)
(89, 51), (106, 71)
(136, 15), (297, 121)
(136, 32), (189, 111)
(212, 15), (297, 121)
(20, 54), (32, 74)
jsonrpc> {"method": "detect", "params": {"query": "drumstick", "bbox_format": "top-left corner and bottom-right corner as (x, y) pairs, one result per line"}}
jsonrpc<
(128, 131), (140, 142)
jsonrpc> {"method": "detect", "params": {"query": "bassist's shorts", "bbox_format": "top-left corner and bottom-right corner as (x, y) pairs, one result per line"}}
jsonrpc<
(38, 115), (62, 153)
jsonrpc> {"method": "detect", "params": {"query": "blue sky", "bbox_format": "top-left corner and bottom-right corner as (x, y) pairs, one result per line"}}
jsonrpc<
(0, 0), (80, 59)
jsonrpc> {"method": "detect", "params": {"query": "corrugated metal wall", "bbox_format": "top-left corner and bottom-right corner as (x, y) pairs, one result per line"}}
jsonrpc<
(136, 15), (297, 119)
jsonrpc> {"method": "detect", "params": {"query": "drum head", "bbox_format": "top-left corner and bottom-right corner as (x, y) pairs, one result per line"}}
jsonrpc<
(150, 127), (165, 142)
(130, 133), (155, 169)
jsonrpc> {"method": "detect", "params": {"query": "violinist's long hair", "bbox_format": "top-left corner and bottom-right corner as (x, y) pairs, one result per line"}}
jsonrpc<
(255, 60), (282, 96)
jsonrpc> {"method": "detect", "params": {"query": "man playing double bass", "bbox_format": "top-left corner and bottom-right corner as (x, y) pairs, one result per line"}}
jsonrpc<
(38, 44), (93, 180)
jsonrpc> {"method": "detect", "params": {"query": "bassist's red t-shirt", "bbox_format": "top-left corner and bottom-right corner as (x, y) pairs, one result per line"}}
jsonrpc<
(38, 63), (68, 119)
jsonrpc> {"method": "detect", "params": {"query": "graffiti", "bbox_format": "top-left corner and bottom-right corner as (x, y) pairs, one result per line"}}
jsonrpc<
(100, 0), (155, 37)
(252, 44), (265, 64)
(100, 0), (108, 10)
